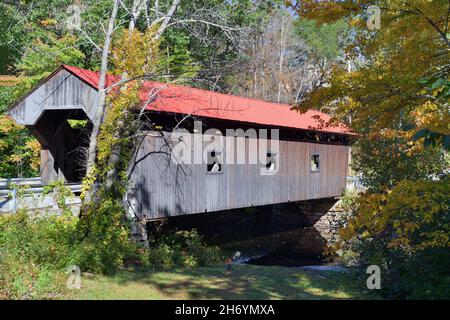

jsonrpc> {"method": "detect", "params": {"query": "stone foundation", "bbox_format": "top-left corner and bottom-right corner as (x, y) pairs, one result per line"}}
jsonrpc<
(290, 198), (346, 245)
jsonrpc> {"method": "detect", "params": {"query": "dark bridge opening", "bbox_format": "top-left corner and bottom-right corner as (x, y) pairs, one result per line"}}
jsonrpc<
(147, 198), (340, 267)
(30, 109), (92, 183)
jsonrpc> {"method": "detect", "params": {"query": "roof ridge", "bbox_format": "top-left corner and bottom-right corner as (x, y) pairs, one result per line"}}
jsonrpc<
(62, 65), (312, 111)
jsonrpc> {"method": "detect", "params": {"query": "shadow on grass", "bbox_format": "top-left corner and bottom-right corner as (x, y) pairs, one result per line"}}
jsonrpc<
(103, 264), (376, 300)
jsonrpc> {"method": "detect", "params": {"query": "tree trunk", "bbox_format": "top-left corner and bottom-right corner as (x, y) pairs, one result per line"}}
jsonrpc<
(154, 0), (181, 40)
(104, 114), (128, 190)
(277, 14), (285, 103)
(104, 0), (182, 191)
(129, 0), (147, 32)
(83, 0), (119, 205)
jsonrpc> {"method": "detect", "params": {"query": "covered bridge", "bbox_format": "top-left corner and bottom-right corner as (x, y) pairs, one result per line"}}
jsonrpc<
(8, 65), (352, 220)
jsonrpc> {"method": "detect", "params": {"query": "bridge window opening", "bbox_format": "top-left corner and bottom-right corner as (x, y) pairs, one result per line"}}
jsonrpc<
(311, 154), (320, 172)
(265, 152), (276, 172)
(207, 150), (222, 173)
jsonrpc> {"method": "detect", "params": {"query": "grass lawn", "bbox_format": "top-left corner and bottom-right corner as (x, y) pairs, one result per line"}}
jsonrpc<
(67, 264), (380, 300)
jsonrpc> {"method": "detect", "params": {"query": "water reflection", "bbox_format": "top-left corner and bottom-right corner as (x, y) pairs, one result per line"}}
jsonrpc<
(220, 226), (329, 267)
(157, 200), (339, 268)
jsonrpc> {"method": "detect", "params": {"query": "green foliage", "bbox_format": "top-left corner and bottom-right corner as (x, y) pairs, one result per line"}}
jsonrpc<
(294, 18), (349, 61)
(15, 35), (85, 94)
(340, 135), (449, 299)
(0, 85), (16, 114)
(0, 116), (40, 178)
(0, 178), (222, 299)
(169, 0), (283, 90)
(413, 128), (450, 150)
(42, 180), (76, 214)
(67, 119), (89, 129)
(75, 191), (143, 274)
(0, 182), (146, 298)
(226, 0), (282, 27)
(0, 33), (85, 179)
(0, 211), (77, 269)
(0, 182), (76, 299)
(351, 135), (447, 192)
(159, 29), (200, 79)
(0, 0), (73, 71)
(0, 211), (77, 298)
(338, 178), (450, 299)
(147, 230), (224, 269)
(413, 76), (450, 150)
(0, 256), (68, 300)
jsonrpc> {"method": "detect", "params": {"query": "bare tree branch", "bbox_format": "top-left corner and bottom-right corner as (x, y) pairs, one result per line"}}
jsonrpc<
(153, 0), (181, 40)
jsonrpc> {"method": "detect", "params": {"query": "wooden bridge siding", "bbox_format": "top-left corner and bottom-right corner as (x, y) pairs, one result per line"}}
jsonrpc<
(131, 132), (349, 220)
(9, 69), (98, 126)
(9, 69), (100, 184)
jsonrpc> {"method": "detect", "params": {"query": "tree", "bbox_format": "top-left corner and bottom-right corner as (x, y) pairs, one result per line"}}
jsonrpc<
(351, 135), (447, 193)
(291, 0), (450, 298)
(0, 0), (74, 72)
(0, 116), (39, 178)
(0, 0), (89, 179)
(0, 32), (85, 179)
(291, 0), (449, 142)
(76, 0), (258, 202)
(227, 6), (349, 104)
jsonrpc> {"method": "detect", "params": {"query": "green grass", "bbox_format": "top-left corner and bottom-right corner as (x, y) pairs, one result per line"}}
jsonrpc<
(67, 264), (381, 300)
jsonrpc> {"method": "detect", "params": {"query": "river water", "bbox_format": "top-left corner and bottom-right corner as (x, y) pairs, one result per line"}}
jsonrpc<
(219, 226), (330, 267)
(159, 202), (338, 268)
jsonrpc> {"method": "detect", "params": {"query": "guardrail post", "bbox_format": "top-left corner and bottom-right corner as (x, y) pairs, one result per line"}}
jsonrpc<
(11, 187), (17, 214)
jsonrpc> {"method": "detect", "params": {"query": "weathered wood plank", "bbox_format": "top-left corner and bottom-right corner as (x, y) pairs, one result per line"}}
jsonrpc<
(130, 131), (350, 220)
(9, 69), (99, 126)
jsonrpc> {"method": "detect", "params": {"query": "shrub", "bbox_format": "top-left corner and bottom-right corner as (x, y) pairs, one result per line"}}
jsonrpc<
(147, 229), (223, 269)
(336, 178), (450, 299)
(0, 211), (76, 298)
(0, 183), (145, 298)
(0, 202), (223, 298)
(73, 195), (143, 274)
(0, 183), (222, 298)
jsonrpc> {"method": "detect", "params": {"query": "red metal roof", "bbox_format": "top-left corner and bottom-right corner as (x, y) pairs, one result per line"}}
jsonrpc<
(62, 65), (352, 135)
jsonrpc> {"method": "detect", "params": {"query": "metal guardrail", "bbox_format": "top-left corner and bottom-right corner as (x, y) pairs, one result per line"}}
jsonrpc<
(0, 178), (82, 214)
(0, 184), (82, 197)
(0, 177), (42, 188)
